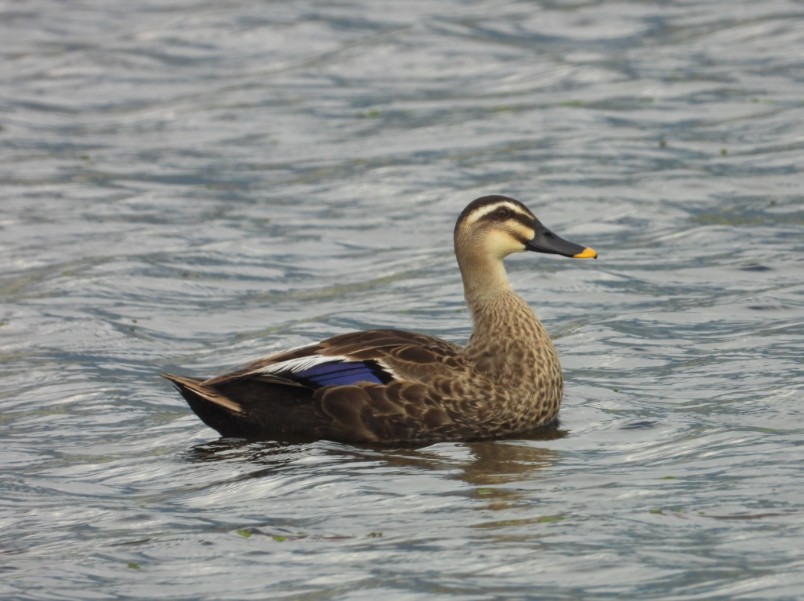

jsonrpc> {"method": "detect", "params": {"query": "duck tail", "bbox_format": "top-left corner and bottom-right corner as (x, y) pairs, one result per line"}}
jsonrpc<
(162, 373), (249, 435)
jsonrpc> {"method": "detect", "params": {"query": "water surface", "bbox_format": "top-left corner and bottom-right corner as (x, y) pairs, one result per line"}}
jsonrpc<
(2, 1), (803, 599)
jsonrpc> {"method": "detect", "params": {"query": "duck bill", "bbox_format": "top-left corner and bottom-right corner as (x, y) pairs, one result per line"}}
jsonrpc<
(525, 223), (598, 259)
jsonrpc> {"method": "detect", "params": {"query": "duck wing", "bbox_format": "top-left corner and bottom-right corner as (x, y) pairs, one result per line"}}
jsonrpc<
(163, 329), (467, 442)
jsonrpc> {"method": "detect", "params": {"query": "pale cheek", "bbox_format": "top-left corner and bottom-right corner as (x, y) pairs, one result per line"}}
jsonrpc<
(485, 230), (525, 258)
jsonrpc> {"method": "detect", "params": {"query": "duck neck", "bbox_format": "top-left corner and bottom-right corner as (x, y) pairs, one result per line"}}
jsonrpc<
(456, 248), (538, 344)
(458, 252), (513, 306)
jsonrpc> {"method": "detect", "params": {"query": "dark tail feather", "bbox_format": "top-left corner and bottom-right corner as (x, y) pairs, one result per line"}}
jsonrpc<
(162, 373), (257, 437)
(163, 371), (325, 440)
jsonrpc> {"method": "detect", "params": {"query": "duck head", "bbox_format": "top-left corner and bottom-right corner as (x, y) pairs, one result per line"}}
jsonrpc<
(454, 195), (597, 262)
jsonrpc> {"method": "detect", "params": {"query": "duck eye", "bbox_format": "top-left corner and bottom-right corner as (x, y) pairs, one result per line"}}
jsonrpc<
(494, 207), (511, 220)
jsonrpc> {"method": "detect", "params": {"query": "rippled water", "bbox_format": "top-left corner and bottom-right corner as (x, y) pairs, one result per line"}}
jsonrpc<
(2, 1), (803, 599)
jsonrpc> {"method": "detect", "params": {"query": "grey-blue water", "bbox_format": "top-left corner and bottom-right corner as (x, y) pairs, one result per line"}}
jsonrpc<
(2, 1), (803, 599)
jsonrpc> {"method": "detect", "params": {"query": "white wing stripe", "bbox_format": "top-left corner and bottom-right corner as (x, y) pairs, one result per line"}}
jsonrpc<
(248, 354), (399, 381)
(250, 354), (350, 376)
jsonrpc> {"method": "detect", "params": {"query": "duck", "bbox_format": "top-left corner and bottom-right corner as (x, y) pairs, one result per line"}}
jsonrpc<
(163, 195), (597, 444)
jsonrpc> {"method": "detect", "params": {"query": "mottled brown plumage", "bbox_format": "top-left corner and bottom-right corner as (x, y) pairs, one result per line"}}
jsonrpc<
(163, 195), (597, 443)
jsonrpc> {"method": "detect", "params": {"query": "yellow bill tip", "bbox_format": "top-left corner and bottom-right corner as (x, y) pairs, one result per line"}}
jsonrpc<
(573, 247), (598, 259)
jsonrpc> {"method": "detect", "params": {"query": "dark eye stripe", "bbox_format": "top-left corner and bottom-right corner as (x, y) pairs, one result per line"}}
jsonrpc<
(480, 209), (534, 230)
(509, 212), (535, 229)
(455, 195), (536, 233)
